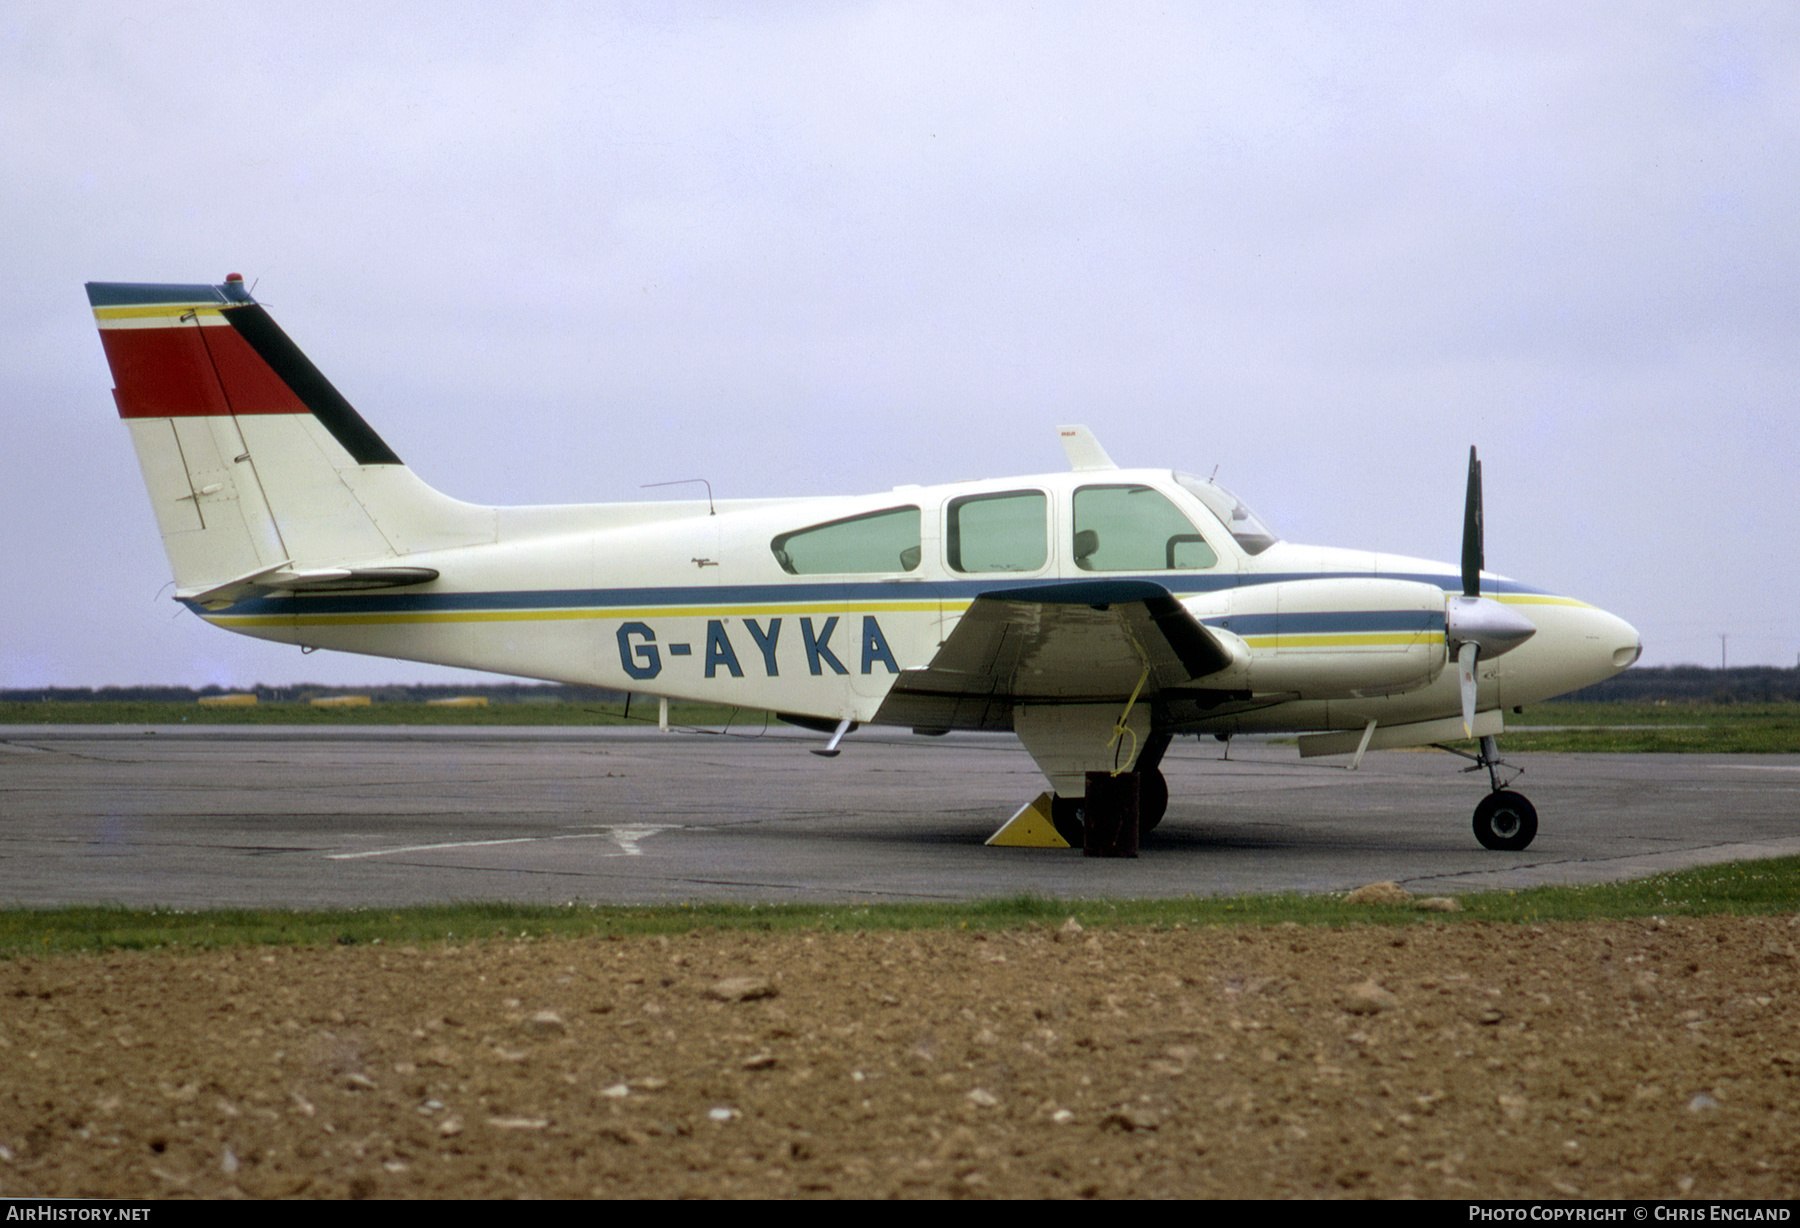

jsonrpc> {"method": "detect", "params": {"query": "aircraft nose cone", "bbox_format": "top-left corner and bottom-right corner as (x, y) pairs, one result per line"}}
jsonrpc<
(1587, 607), (1642, 677)
(1614, 635), (1644, 670)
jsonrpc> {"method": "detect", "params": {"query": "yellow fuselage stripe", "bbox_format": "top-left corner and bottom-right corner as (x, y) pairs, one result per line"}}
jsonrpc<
(1240, 632), (1446, 649)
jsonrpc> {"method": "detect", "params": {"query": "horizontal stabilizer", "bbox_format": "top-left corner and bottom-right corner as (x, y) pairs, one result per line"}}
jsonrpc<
(180, 564), (439, 608)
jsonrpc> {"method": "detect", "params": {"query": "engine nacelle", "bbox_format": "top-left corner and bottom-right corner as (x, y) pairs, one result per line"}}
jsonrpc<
(1197, 577), (1450, 700)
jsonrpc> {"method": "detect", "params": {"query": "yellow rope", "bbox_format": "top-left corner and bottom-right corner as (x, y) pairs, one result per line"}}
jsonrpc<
(1106, 662), (1151, 775)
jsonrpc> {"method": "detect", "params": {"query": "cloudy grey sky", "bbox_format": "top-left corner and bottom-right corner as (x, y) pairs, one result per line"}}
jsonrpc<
(4, 2), (1795, 688)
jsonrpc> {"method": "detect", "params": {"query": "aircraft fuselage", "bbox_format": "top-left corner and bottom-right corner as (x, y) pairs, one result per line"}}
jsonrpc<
(188, 465), (1640, 742)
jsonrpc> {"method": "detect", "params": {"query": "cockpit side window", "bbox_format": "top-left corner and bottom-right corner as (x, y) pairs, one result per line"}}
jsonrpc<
(1174, 473), (1280, 555)
(771, 506), (922, 575)
(1072, 484), (1217, 571)
(946, 490), (1048, 573)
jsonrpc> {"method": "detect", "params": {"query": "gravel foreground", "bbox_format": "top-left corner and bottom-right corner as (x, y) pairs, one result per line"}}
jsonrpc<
(2, 915), (1797, 1200)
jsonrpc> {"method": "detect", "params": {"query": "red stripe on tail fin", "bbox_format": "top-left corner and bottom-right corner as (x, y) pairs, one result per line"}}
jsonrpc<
(99, 323), (309, 419)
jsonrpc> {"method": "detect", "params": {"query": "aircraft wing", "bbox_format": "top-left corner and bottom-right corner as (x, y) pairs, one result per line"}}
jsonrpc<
(872, 580), (1241, 732)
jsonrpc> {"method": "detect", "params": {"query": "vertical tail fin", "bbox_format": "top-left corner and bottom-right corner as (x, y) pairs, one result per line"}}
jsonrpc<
(90, 275), (401, 462)
(88, 276), (489, 604)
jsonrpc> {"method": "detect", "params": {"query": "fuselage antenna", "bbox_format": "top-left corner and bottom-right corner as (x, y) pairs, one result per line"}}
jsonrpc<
(641, 477), (716, 515)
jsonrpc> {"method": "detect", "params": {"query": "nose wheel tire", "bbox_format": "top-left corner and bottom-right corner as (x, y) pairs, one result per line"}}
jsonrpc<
(1473, 790), (1538, 851)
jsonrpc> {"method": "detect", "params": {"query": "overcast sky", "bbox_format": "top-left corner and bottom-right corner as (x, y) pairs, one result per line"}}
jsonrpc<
(4, 2), (1796, 688)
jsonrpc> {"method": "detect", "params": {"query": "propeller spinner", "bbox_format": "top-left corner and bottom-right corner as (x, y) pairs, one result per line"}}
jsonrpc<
(1445, 447), (1537, 736)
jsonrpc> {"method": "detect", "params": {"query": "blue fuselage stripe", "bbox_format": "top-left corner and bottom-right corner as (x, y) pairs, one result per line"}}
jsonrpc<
(1206, 610), (1444, 635)
(187, 571), (1539, 619)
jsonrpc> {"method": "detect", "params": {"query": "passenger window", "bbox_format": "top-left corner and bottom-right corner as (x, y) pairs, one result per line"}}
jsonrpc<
(947, 490), (1048, 573)
(771, 506), (922, 574)
(1072, 485), (1216, 571)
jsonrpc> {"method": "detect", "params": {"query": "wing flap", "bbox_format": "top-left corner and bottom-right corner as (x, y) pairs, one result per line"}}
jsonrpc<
(873, 580), (1243, 731)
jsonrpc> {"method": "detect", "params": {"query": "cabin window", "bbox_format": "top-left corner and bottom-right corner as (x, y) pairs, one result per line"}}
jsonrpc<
(771, 506), (922, 575)
(946, 490), (1048, 573)
(1072, 484), (1217, 571)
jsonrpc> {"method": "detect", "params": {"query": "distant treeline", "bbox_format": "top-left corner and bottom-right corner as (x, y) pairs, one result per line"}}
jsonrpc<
(1559, 666), (1800, 704)
(5, 666), (1797, 706)
(0, 683), (627, 705)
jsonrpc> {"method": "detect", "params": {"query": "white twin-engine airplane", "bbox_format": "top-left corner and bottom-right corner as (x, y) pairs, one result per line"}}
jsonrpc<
(88, 275), (1641, 852)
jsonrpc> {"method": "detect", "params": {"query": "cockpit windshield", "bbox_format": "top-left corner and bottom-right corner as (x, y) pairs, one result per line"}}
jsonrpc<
(1174, 472), (1281, 556)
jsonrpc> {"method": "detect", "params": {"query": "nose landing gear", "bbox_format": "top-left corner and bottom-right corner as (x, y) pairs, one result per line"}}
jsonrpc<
(1472, 789), (1538, 851)
(1445, 732), (1537, 851)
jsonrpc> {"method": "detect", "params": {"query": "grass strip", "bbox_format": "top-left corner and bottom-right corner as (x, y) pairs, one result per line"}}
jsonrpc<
(1502, 701), (1800, 753)
(2, 855), (1796, 957)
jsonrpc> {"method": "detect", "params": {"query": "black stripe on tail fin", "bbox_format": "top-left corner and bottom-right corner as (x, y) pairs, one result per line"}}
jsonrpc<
(221, 303), (402, 466)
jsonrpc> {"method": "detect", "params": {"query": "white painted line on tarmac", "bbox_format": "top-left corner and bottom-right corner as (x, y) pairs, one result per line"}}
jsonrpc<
(604, 825), (676, 855)
(330, 837), (549, 860)
(327, 825), (684, 860)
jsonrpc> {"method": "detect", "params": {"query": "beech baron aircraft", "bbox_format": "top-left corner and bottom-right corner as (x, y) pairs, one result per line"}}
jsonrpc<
(88, 276), (1642, 851)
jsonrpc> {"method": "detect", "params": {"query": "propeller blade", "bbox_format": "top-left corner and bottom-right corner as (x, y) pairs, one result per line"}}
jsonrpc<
(1457, 640), (1479, 739)
(1461, 446), (1483, 598)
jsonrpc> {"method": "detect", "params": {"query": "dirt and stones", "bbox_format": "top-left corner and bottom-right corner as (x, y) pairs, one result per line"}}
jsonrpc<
(1, 915), (1797, 1199)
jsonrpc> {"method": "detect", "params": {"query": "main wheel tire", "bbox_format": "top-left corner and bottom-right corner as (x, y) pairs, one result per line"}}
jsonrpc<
(1473, 790), (1538, 851)
(1138, 767), (1169, 834)
(1050, 794), (1085, 847)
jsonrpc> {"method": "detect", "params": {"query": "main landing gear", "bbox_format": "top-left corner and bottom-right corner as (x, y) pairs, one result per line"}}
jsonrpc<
(1048, 763), (1168, 845)
(1052, 726), (1173, 844)
(1133, 732), (1171, 834)
(1049, 793), (1085, 846)
(1138, 766), (1169, 833)
(1445, 733), (1538, 851)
